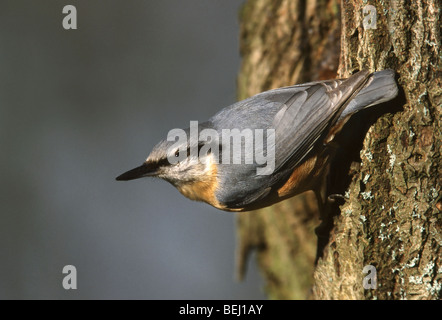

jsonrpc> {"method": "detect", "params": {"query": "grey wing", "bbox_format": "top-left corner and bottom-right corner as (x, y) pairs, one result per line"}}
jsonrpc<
(272, 70), (371, 171)
(215, 70), (378, 209)
(338, 69), (398, 121)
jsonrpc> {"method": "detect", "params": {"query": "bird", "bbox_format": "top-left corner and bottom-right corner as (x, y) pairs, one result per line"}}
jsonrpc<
(116, 70), (398, 212)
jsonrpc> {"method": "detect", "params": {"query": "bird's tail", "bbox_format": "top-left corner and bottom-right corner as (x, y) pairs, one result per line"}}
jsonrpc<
(338, 69), (398, 121)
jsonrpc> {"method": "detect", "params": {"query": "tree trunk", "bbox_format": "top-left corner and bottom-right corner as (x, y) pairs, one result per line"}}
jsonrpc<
(236, 0), (441, 300)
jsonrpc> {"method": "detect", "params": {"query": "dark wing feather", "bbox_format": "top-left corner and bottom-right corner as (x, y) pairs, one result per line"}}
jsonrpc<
(215, 71), (372, 209)
(272, 70), (370, 172)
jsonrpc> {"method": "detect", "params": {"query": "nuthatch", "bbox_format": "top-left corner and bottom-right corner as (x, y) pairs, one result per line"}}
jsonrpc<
(116, 70), (398, 212)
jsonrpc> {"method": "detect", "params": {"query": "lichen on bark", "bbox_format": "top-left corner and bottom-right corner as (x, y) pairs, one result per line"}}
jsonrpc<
(313, 0), (441, 300)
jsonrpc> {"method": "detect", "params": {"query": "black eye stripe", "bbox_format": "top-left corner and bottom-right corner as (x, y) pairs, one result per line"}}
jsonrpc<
(186, 143), (211, 154)
(167, 143), (213, 164)
(176, 144), (205, 158)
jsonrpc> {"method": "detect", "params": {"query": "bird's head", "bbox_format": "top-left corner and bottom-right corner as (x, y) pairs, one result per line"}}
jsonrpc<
(116, 136), (216, 187)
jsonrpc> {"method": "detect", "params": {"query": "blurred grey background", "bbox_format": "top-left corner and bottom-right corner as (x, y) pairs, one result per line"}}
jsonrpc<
(0, 0), (267, 299)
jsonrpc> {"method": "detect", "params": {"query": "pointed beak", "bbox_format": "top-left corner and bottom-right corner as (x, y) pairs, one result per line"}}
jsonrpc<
(115, 162), (158, 181)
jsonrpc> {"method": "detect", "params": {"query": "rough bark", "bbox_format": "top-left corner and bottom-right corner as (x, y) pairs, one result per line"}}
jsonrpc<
(236, 0), (441, 300)
(236, 0), (341, 300)
(313, 0), (441, 300)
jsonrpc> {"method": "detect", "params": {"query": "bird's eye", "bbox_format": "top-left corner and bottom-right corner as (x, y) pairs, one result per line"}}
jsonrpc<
(174, 149), (180, 157)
